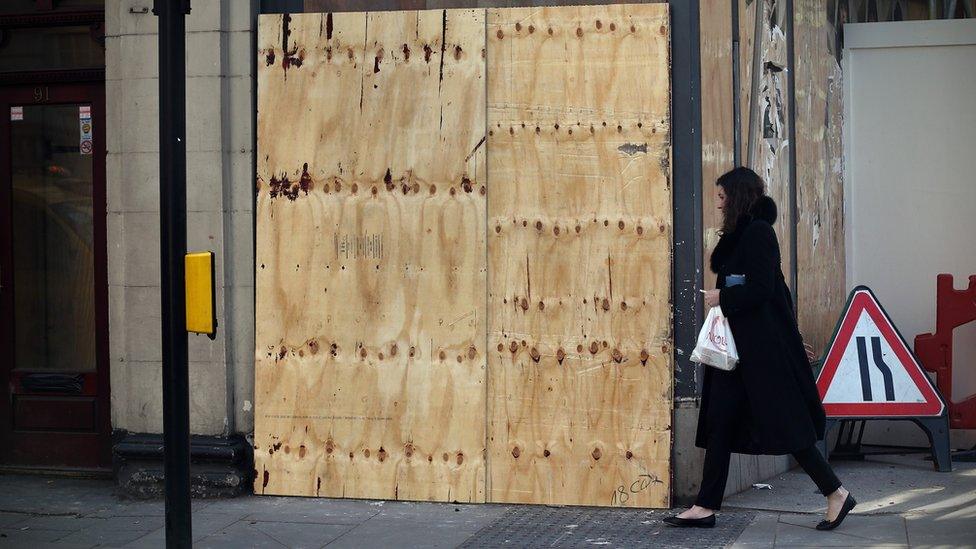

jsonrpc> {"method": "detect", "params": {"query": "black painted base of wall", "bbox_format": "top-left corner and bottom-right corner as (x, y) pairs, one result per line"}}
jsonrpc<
(112, 432), (254, 499)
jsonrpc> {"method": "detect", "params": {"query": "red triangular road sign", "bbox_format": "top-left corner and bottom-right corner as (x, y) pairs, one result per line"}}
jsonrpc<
(817, 287), (946, 417)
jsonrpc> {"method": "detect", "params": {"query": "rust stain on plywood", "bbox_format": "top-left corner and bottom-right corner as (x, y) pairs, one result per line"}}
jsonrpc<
(254, 9), (488, 503)
(486, 4), (673, 508)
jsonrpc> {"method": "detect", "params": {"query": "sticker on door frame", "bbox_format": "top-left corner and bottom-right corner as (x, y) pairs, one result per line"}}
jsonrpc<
(79, 105), (93, 155)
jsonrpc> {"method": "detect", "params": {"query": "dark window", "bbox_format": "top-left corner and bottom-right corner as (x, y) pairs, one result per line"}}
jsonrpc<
(11, 103), (97, 372)
(56, 0), (105, 7)
(0, 25), (104, 72)
(0, 1), (40, 15)
(0, 0), (104, 13)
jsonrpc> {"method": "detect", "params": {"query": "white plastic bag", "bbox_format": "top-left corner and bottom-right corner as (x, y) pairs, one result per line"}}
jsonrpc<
(690, 306), (739, 371)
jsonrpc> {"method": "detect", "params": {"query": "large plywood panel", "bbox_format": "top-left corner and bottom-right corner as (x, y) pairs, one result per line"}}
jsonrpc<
(254, 9), (487, 501)
(753, 0), (792, 282)
(486, 4), (672, 508)
(795, 0), (845, 354)
(700, 0), (735, 273)
(736, 0), (792, 286)
(703, 0), (791, 284)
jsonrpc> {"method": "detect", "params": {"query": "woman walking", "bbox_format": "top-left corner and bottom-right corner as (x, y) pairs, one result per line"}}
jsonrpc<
(664, 167), (855, 530)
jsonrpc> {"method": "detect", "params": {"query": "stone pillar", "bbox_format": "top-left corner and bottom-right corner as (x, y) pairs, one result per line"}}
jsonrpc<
(105, 0), (256, 497)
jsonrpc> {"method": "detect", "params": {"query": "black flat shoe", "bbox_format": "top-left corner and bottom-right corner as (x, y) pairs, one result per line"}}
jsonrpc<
(816, 493), (857, 531)
(663, 514), (716, 528)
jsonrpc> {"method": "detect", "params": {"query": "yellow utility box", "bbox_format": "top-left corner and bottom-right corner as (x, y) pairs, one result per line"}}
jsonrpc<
(185, 251), (215, 338)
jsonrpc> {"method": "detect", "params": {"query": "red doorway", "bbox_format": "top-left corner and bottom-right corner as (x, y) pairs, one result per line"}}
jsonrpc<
(0, 76), (110, 469)
(0, 3), (109, 472)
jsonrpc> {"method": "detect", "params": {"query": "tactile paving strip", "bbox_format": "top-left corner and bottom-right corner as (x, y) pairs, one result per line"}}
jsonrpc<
(461, 506), (756, 548)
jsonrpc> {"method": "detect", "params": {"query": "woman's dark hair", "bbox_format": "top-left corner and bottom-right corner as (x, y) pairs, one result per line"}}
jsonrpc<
(717, 167), (766, 233)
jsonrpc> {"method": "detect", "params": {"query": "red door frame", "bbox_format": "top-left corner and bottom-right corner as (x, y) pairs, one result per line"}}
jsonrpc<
(0, 80), (111, 469)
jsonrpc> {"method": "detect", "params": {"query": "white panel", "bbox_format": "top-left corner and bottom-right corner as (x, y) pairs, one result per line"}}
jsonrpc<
(844, 26), (976, 406)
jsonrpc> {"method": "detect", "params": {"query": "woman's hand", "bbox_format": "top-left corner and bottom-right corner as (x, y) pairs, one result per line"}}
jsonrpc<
(804, 343), (816, 363)
(702, 289), (721, 309)
(800, 331), (817, 363)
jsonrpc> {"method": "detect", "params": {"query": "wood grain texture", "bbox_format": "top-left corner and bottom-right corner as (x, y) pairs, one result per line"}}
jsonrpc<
(303, 0), (668, 11)
(253, 9), (488, 502)
(700, 0), (734, 277)
(703, 0), (791, 286)
(486, 4), (672, 508)
(732, 0), (792, 286)
(794, 0), (845, 355)
(752, 0), (791, 284)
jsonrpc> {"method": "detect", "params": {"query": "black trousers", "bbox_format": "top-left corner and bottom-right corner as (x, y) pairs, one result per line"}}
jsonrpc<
(695, 369), (841, 510)
(695, 444), (842, 510)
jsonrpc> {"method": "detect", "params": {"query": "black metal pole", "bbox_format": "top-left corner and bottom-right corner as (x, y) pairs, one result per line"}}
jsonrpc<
(786, 0), (799, 299)
(153, 1), (191, 547)
(670, 0), (704, 399)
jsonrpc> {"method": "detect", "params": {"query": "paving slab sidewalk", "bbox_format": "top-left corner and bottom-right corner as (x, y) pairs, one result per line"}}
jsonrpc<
(1, 452), (972, 548)
(725, 454), (976, 548)
(0, 475), (753, 548)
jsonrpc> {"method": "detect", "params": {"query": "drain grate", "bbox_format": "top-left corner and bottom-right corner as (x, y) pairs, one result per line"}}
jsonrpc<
(461, 506), (755, 548)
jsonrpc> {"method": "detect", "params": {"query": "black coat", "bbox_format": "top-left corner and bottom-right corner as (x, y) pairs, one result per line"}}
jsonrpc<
(695, 196), (826, 455)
